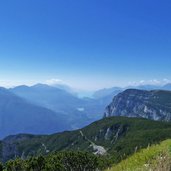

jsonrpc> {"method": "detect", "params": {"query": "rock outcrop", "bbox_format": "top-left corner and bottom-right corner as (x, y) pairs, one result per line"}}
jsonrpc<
(104, 89), (171, 121)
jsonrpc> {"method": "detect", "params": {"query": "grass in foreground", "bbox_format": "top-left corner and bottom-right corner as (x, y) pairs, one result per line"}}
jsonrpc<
(108, 139), (171, 171)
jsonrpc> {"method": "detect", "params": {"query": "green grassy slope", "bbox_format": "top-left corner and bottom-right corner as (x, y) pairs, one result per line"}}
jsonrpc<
(109, 139), (171, 171)
(2, 116), (171, 163)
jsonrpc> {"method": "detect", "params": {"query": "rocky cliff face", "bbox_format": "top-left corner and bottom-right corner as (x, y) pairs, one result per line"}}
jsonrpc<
(104, 89), (171, 121)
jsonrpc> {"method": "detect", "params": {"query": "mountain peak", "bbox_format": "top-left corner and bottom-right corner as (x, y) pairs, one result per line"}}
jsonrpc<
(31, 83), (52, 89)
(104, 89), (171, 121)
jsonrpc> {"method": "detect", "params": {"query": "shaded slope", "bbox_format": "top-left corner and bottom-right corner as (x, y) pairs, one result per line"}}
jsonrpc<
(2, 116), (171, 162)
(0, 87), (70, 139)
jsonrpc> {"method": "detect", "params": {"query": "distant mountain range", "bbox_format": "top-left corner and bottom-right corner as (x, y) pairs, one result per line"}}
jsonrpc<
(104, 89), (171, 121)
(10, 84), (83, 116)
(163, 83), (171, 90)
(93, 83), (171, 99)
(0, 87), (70, 139)
(0, 83), (114, 138)
(93, 87), (122, 99)
(0, 82), (171, 139)
(9, 84), (111, 129)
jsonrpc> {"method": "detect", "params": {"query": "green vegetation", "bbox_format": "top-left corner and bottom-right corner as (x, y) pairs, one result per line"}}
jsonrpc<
(2, 116), (171, 164)
(108, 139), (171, 171)
(0, 163), (2, 171)
(2, 139), (171, 171)
(2, 117), (171, 170)
(2, 151), (110, 171)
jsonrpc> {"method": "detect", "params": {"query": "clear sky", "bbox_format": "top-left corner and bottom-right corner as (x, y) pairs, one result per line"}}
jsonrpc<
(0, 0), (171, 90)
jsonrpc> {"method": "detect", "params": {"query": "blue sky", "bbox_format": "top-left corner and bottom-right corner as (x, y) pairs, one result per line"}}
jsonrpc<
(0, 0), (171, 90)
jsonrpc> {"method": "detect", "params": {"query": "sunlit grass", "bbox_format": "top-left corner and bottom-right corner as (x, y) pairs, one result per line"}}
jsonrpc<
(108, 139), (171, 171)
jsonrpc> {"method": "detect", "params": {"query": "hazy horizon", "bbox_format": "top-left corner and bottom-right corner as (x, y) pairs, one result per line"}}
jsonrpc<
(0, 78), (171, 91)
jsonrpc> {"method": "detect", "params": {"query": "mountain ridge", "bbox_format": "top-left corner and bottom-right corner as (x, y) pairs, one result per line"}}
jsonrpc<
(10, 84), (112, 126)
(104, 89), (171, 121)
(1, 116), (171, 163)
(0, 87), (71, 139)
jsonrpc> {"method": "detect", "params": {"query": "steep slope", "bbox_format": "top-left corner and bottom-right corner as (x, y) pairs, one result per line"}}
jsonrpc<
(2, 116), (171, 162)
(109, 139), (171, 171)
(104, 89), (171, 121)
(0, 87), (70, 139)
